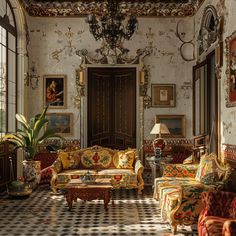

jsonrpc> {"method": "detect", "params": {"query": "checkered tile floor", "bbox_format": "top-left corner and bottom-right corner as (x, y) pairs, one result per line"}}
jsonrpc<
(0, 185), (198, 236)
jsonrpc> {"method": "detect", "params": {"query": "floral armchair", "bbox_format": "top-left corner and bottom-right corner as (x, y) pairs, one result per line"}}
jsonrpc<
(153, 153), (230, 234)
(198, 190), (236, 236)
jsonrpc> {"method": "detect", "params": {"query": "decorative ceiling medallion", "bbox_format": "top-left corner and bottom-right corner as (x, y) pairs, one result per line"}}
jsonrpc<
(19, 0), (205, 17)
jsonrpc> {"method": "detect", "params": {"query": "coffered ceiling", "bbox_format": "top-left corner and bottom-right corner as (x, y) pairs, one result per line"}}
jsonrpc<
(19, 0), (205, 17)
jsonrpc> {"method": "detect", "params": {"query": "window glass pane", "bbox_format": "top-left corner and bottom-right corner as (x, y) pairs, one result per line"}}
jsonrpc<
(0, 27), (6, 46)
(8, 50), (16, 83)
(7, 4), (15, 28)
(0, 1), (6, 18)
(0, 43), (7, 137)
(8, 33), (16, 52)
(0, 0), (17, 135)
(0, 102), (6, 137)
(8, 103), (16, 132)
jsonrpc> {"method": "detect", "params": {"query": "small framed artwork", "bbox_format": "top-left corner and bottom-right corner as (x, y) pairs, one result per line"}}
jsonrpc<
(155, 115), (185, 138)
(226, 31), (236, 107)
(151, 84), (176, 107)
(43, 75), (67, 109)
(46, 113), (73, 136)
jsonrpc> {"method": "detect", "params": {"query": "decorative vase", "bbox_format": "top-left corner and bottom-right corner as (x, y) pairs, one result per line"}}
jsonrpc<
(22, 160), (41, 186)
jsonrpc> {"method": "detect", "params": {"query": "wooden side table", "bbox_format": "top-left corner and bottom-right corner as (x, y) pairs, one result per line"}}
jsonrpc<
(146, 156), (173, 187)
(64, 179), (113, 211)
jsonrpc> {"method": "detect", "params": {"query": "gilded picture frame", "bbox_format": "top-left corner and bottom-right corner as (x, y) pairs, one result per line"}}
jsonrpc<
(155, 115), (185, 138)
(226, 30), (236, 107)
(151, 84), (176, 107)
(46, 113), (73, 136)
(43, 75), (67, 109)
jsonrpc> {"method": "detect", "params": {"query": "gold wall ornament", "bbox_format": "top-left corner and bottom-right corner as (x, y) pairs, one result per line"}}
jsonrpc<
(24, 61), (40, 90)
(73, 68), (85, 109)
(76, 44), (153, 65)
(197, 5), (223, 58)
(139, 65), (149, 97)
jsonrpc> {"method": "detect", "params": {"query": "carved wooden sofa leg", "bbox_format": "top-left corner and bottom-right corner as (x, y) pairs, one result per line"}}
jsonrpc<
(171, 224), (177, 235)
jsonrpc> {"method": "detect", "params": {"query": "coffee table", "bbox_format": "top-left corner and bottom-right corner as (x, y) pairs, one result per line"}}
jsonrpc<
(64, 179), (113, 211)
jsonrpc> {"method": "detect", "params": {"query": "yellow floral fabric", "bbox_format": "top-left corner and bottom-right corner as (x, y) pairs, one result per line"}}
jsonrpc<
(163, 164), (198, 178)
(195, 153), (220, 184)
(80, 150), (112, 169)
(116, 150), (136, 169)
(183, 155), (194, 164)
(59, 151), (80, 170)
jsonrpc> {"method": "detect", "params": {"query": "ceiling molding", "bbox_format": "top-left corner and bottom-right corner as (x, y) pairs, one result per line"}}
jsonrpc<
(19, 0), (205, 17)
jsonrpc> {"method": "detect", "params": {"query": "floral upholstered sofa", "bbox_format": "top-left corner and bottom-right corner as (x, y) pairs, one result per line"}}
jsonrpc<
(50, 145), (144, 193)
(153, 153), (231, 234)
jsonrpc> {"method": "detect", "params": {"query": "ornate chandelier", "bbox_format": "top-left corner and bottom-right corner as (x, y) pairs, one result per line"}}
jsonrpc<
(86, 0), (138, 50)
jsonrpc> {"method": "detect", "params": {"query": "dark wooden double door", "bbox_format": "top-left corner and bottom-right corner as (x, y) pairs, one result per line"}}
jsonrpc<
(87, 68), (136, 150)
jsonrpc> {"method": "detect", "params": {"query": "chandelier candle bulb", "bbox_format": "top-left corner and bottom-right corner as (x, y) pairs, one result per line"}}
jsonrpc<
(79, 70), (84, 85)
(140, 70), (145, 85)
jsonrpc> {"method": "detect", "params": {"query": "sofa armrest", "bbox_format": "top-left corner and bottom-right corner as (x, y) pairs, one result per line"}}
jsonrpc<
(50, 157), (63, 193)
(201, 190), (236, 218)
(163, 164), (198, 178)
(223, 219), (236, 236)
(134, 159), (144, 193)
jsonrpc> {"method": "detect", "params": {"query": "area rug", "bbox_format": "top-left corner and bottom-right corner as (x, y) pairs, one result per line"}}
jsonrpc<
(0, 185), (198, 236)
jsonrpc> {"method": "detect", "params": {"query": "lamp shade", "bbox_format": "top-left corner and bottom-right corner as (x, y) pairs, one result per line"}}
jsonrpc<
(150, 123), (170, 135)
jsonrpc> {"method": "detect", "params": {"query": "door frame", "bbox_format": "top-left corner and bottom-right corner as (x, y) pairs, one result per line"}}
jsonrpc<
(80, 64), (142, 150)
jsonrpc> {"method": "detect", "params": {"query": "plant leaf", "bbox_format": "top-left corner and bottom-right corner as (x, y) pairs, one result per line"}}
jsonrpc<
(16, 114), (30, 130)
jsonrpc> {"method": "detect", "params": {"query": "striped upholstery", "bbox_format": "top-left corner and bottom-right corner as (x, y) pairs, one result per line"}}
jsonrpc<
(198, 190), (236, 236)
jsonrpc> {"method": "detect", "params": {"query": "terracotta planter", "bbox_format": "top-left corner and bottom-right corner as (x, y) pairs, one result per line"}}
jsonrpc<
(22, 160), (41, 184)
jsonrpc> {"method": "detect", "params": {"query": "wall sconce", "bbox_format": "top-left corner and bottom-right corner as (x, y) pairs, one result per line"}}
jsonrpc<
(139, 64), (151, 109)
(24, 61), (40, 90)
(73, 68), (85, 109)
(139, 65), (149, 96)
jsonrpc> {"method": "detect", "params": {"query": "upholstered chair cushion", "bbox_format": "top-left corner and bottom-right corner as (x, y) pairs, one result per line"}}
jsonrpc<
(183, 154), (194, 164)
(202, 191), (236, 218)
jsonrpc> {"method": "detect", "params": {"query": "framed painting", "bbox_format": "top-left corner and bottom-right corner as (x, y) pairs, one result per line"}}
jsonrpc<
(46, 113), (73, 136)
(226, 30), (236, 107)
(43, 75), (67, 109)
(155, 115), (185, 138)
(151, 84), (176, 107)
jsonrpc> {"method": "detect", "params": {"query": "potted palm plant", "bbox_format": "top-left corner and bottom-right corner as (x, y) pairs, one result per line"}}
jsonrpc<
(2, 106), (63, 186)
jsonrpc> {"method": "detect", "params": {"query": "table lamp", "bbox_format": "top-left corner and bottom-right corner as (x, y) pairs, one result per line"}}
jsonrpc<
(150, 123), (170, 158)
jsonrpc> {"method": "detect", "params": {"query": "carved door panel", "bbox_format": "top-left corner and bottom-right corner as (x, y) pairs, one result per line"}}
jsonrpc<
(87, 68), (136, 149)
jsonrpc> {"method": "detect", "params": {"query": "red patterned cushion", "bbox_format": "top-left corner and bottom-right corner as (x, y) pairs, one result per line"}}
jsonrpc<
(203, 191), (236, 218)
(229, 197), (236, 218)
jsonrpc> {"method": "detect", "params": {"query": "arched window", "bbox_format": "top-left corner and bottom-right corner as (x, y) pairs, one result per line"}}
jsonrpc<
(0, 0), (17, 138)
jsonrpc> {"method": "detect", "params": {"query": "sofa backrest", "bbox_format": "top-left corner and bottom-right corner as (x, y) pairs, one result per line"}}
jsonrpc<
(57, 145), (138, 170)
(195, 153), (229, 185)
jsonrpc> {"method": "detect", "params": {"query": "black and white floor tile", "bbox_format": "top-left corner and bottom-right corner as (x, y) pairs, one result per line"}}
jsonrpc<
(0, 186), (198, 236)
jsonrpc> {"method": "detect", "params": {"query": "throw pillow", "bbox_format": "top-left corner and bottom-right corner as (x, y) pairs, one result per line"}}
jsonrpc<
(59, 151), (80, 170)
(195, 153), (219, 184)
(183, 155), (194, 164)
(116, 149), (136, 169)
